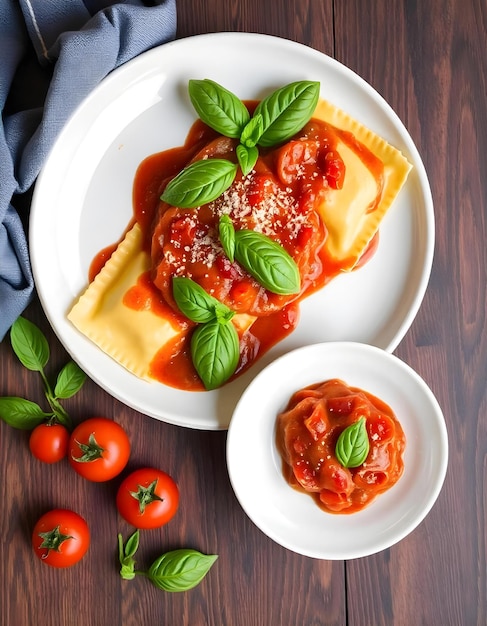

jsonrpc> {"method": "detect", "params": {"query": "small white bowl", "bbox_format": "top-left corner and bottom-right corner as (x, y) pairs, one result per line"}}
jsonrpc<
(226, 342), (448, 560)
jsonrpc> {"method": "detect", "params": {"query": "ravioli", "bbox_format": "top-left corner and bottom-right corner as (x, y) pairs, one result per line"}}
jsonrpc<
(68, 225), (176, 380)
(68, 96), (411, 385)
(313, 100), (411, 267)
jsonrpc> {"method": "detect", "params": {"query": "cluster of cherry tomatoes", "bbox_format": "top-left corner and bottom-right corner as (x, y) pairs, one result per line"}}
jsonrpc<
(30, 418), (179, 568)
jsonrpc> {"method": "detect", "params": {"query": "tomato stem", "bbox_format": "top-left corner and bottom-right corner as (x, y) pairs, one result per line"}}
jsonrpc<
(129, 479), (164, 514)
(71, 433), (105, 462)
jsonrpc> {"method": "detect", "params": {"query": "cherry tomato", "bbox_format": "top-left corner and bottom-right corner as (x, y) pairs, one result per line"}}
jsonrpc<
(69, 418), (130, 482)
(29, 423), (69, 464)
(116, 467), (179, 529)
(32, 509), (90, 568)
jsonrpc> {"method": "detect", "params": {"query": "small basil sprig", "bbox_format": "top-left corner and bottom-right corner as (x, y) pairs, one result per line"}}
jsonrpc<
(234, 229), (301, 295)
(118, 529), (139, 581)
(118, 529), (218, 592)
(172, 277), (240, 390)
(189, 78), (320, 151)
(335, 417), (370, 468)
(162, 78), (320, 207)
(0, 317), (86, 429)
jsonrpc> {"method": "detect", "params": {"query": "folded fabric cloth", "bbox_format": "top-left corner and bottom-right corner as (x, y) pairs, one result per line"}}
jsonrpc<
(0, 0), (177, 340)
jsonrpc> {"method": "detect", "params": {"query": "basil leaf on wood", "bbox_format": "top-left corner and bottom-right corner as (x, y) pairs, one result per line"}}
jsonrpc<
(10, 316), (49, 372)
(54, 361), (87, 399)
(147, 548), (218, 592)
(161, 159), (237, 209)
(218, 215), (236, 261)
(173, 277), (234, 324)
(335, 417), (370, 468)
(254, 81), (320, 147)
(236, 144), (258, 176)
(0, 397), (50, 429)
(191, 319), (240, 390)
(234, 230), (301, 295)
(188, 79), (250, 138)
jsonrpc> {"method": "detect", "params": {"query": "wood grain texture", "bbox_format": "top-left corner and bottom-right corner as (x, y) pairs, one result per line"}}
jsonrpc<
(335, 1), (487, 625)
(1, 1), (486, 625)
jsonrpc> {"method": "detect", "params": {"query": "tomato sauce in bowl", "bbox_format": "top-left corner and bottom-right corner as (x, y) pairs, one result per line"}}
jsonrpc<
(276, 378), (406, 514)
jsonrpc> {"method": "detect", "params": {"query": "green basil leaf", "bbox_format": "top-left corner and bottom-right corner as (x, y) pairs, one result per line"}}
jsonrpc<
(335, 417), (370, 468)
(188, 79), (250, 138)
(218, 214), (236, 261)
(117, 531), (138, 580)
(191, 319), (239, 390)
(148, 549), (218, 592)
(254, 80), (320, 147)
(173, 277), (234, 324)
(54, 361), (86, 399)
(0, 397), (50, 429)
(240, 113), (263, 148)
(10, 316), (49, 372)
(234, 230), (301, 295)
(236, 144), (258, 176)
(123, 529), (140, 560)
(161, 159), (238, 209)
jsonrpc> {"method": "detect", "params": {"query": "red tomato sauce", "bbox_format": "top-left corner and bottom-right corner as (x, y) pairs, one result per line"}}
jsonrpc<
(91, 105), (385, 391)
(276, 379), (405, 514)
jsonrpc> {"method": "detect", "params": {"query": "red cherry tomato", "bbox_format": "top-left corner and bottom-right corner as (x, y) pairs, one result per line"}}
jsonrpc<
(32, 509), (90, 568)
(116, 468), (179, 529)
(29, 423), (69, 464)
(68, 418), (130, 482)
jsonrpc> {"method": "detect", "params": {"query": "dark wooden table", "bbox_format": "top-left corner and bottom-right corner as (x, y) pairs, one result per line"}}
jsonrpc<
(1, 1), (486, 624)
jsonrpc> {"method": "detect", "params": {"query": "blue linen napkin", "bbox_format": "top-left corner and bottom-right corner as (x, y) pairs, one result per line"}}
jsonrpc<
(0, 0), (177, 340)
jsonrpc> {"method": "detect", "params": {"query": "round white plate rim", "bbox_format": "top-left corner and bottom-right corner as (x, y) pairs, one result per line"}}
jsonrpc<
(29, 32), (435, 430)
(226, 341), (448, 560)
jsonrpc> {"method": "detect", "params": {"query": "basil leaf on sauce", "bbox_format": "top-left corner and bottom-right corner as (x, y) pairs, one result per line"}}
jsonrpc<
(236, 144), (258, 176)
(335, 417), (370, 468)
(191, 319), (240, 390)
(173, 276), (234, 324)
(234, 229), (301, 295)
(254, 81), (320, 147)
(147, 549), (218, 592)
(161, 159), (238, 209)
(188, 79), (250, 138)
(240, 113), (264, 148)
(218, 215), (236, 262)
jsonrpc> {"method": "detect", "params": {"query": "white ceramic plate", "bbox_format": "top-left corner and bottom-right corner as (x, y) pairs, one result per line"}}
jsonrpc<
(226, 342), (448, 559)
(30, 33), (434, 430)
